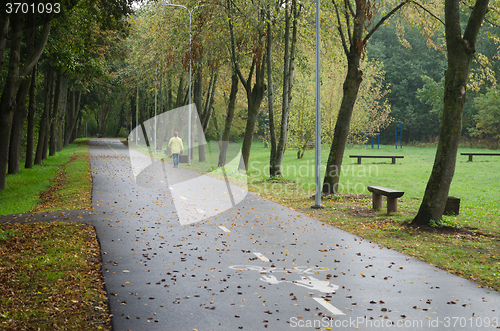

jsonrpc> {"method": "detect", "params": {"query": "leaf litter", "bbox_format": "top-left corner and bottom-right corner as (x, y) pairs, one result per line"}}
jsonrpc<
(0, 221), (110, 330)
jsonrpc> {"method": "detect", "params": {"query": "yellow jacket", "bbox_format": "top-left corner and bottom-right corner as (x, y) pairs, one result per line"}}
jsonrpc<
(168, 136), (183, 154)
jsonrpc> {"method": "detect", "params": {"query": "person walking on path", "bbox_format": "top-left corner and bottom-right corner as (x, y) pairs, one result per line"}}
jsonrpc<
(168, 132), (184, 168)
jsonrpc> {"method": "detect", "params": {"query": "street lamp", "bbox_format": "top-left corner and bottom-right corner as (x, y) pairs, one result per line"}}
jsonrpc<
(312, 0), (324, 209)
(154, 63), (158, 154)
(162, 2), (205, 166)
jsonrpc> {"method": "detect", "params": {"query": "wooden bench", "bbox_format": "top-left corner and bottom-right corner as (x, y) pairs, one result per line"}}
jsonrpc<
(367, 186), (404, 214)
(350, 155), (404, 164)
(461, 153), (500, 162)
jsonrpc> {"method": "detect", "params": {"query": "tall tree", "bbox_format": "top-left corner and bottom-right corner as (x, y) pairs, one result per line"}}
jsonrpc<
(25, 65), (38, 169)
(227, 0), (267, 171)
(218, 70), (239, 167)
(322, 0), (415, 194)
(8, 12), (36, 174)
(0, 12), (53, 189)
(413, 0), (492, 224)
(269, 0), (301, 178)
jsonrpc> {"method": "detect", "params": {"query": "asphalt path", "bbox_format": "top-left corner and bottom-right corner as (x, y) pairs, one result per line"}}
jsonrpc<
(84, 138), (500, 331)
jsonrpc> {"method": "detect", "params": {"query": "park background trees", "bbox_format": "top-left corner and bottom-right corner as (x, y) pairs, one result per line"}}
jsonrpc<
(0, 0), (134, 190)
(2, 0), (499, 226)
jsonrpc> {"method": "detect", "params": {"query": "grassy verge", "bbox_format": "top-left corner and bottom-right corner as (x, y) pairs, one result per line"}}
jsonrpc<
(0, 139), (91, 215)
(0, 221), (110, 330)
(135, 140), (500, 291)
(0, 138), (110, 330)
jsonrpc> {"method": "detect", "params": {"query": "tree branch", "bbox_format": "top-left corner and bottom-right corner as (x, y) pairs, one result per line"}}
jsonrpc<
(463, 0), (490, 46)
(412, 1), (445, 26)
(346, 0), (355, 18)
(363, 1), (411, 45)
(344, 0), (353, 46)
(20, 13), (53, 78)
(228, 9), (247, 91)
(332, 0), (349, 56)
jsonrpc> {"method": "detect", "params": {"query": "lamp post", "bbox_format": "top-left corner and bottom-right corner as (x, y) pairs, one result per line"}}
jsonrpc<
(312, 0), (324, 209)
(162, 2), (205, 166)
(154, 63), (158, 153)
(135, 71), (139, 146)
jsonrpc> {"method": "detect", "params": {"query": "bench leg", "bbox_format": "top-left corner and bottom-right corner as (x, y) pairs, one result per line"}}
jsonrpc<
(387, 197), (398, 213)
(392, 157), (396, 164)
(372, 193), (382, 211)
(469, 155), (473, 162)
(357, 157), (362, 164)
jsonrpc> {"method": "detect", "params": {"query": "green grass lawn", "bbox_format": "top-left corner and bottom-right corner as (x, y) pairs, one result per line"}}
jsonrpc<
(245, 143), (500, 230)
(0, 140), (91, 215)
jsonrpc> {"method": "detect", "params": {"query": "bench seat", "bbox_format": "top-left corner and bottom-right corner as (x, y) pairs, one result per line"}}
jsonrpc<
(460, 153), (500, 162)
(367, 186), (404, 214)
(350, 155), (404, 164)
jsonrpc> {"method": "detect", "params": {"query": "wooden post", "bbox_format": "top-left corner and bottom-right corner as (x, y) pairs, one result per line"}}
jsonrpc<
(387, 197), (398, 213)
(372, 193), (382, 210)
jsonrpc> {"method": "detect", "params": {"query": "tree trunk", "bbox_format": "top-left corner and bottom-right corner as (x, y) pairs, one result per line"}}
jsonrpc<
(0, 12), (9, 75)
(321, 0), (367, 195)
(270, 0), (299, 177)
(0, 11), (52, 190)
(8, 75), (32, 174)
(227, 1), (267, 171)
(322, 53), (363, 194)
(240, 75), (266, 171)
(25, 65), (38, 169)
(218, 71), (239, 167)
(72, 112), (81, 142)
(202, 70), (218, 132)
(320, 0), (409, 194)
(57, 81), (69, 151)
(266, 5), (278, 177)
(175, 73), (185, 108)
(0, 13), (23, 190)
(64, 90), (81, 146)
(35, 69), (53, 165)
(413, 0), (489, 224)
(193, 60), (205, 162)
(49, 71), (63, 156)
(9, 12), (35, 174)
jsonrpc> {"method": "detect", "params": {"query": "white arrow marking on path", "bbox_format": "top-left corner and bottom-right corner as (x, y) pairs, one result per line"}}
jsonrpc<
(253, 252), (270, 262)
(219, 226), (230, 232)
(313, 298), (345, 315)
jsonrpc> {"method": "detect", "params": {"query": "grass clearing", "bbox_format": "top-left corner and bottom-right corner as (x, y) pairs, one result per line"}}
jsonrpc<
(140, 140), (500, 291)
(0, 140), (91, 215)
